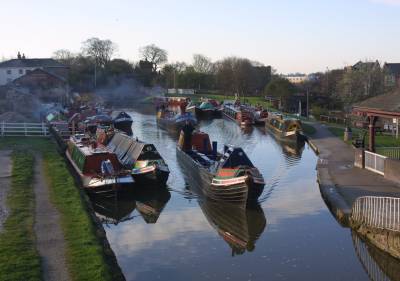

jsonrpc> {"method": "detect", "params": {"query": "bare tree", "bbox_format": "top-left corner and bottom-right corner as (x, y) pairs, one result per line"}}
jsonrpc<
(139, 44), (168, 72)
(193, 54), (213, 73)
(82, 37), (117, 67)
(53, 49), (75, 65)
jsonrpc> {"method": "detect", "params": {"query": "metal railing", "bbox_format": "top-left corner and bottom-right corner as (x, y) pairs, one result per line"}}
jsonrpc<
(319, 115), (347, 124)
(0, 122), (49, 137)
(376, 147), (400, 160)
(365, 151), (387, 175)
(352, 196), (400, 232)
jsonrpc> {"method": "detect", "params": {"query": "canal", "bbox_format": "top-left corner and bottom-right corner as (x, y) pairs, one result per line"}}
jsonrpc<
(90, 108), (395, 281)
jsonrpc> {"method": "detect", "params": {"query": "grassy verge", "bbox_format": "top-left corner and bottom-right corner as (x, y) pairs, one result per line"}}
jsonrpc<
(327, 126), (400, 147)
(0, 151), (42, 280)
(0, 137), (122, 281)
(43, 147), (121, 281)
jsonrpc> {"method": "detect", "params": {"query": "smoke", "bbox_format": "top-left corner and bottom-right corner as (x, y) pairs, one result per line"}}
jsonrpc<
(95, 77), (165, 107)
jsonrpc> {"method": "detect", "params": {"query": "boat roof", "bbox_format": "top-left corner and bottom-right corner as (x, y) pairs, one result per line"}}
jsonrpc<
(71, 134), (110, 156)
(218, 145), (254, 168)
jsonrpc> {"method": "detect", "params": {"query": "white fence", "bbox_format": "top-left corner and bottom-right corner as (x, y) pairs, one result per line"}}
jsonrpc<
(352, 196), (400, 232)
(365, 151), (387, 175)
(0, 122), (49, 137)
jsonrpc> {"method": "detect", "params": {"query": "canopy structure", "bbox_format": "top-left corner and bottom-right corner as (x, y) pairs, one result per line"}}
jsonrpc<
(352, 90), (400, 152)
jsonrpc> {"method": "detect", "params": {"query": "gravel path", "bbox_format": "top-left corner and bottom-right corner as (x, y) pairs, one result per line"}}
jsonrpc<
(0, 150), (12, 233)
(34, 155), (71, 281)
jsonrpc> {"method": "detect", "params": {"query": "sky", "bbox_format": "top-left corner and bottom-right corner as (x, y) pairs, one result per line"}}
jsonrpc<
(0, 0), (400, 73)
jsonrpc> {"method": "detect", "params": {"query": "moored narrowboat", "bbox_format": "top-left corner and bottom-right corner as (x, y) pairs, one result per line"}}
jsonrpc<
(65, 134), (134, 190)
(113, 111), (133, 135)
(107, 132), (170, 186)
(194, 99), (222, 118)
(222, 100), (255, 126)
(176, 129), (264, 204)
(156, 109), (197, 132)
(265, 112), (305, 143)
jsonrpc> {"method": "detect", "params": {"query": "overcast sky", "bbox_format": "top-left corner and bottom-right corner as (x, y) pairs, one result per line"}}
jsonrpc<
(1, 0), (400, 73)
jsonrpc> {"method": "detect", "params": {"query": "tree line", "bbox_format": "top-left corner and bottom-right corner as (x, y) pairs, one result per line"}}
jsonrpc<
(54, 37), (396, 111)
(52, 37), (272, 97)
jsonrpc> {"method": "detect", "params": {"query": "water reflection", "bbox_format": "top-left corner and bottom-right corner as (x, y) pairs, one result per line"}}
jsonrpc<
(352, 231), (400, 281)
(90, 187), (171, 225)
(199, 199), (266, 256)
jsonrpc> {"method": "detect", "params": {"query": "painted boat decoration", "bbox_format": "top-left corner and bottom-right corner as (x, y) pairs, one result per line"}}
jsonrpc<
(176, 130), (265, 204)
(265, 112), (305, 143)
(107, 132), (170, 185)
(113, 111), (133, 135)
(222, 100), (255, 126)
(156, 110), (197, 132)
(199, 200), (266, 256)
(65, 134), (134, 190)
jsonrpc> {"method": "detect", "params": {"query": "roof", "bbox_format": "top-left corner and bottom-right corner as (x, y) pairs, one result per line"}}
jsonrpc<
(354, 90), (400, 115)
(12, 68), (67, 83)
(0, 58), (66, 68)
(384, 63), (400, 75)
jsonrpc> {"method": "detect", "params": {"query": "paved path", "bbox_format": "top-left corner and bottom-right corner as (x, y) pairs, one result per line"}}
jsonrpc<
(34, 155), (71, 281)
(309, 123), (400, 209)
(0, 150), (12, 233)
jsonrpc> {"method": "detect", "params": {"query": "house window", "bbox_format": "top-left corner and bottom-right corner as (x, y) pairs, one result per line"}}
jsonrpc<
(19, 69), (23, 74)
(6, 69), (11, 75)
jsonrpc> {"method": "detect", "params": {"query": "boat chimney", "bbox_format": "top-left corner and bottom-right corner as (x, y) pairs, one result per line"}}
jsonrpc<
(212, 141), (217, 158)
(224, 145), (228, 153)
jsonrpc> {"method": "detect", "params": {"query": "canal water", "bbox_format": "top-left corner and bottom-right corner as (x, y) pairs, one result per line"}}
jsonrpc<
(91, 108), (396, 281)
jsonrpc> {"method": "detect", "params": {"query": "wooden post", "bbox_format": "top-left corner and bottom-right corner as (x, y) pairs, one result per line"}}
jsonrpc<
(24, 122), (27, 136)
(369, 116), (376, 152)
(1, 121), (4, 137)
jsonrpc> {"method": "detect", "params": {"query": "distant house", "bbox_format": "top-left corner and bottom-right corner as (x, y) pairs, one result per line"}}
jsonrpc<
(383, 63), (400, 88)
(346, 60), (380, 72)
(282, 73), (308, 84)
(0, 53), (69, 86)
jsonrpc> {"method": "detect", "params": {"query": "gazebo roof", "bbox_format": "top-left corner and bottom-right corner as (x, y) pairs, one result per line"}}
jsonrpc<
(353, 90), (400, 117)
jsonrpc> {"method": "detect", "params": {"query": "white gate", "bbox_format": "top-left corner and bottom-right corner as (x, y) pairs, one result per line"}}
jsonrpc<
(0, 122), (49, 137)
(365, 151), (386, 175)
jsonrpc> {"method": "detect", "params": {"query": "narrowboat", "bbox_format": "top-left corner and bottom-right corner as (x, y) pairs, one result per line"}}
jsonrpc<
(176, 130), (265, 204)
(194, 99), (222, 118)
(65, 134), (134, 190)
(156, 109), (197, 132)
(222, 100), (255, 126)
(107, 132), (170, 186)
(253, 107), (269, 125)
(113, 111), (133, 135)
(265, 112), (305, 143)
(199, 200), (266, 255)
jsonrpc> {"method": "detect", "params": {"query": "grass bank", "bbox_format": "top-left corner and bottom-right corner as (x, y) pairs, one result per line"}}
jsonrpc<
(327, 126), (400, 147)
(0, 151), (42, 280)
(0, 137), (123, 281)
(302, 123), (316, 136)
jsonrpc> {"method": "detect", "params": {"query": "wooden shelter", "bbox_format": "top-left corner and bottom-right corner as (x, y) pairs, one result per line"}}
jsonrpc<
(352, 90), (400, 152)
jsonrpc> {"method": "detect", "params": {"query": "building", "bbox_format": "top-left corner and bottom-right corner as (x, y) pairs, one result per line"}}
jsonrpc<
(0, 53), (68, 86)
(383, 63), (400, 88)
(283, 73), (308, 84)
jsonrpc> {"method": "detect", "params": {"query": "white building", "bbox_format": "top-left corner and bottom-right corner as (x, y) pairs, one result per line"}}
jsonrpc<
(282, 73), (309, 84)
(0, 54), (68, 86)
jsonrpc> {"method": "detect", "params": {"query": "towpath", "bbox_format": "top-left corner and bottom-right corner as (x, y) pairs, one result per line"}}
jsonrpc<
(308, 122), (400, 214)
(34, 154), (71, 281)
(0, 150), (12, 233)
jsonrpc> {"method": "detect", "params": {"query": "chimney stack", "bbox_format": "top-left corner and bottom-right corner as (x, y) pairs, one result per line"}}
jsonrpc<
(22, 53), (26, 59)
(17, 51), (21, 59)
